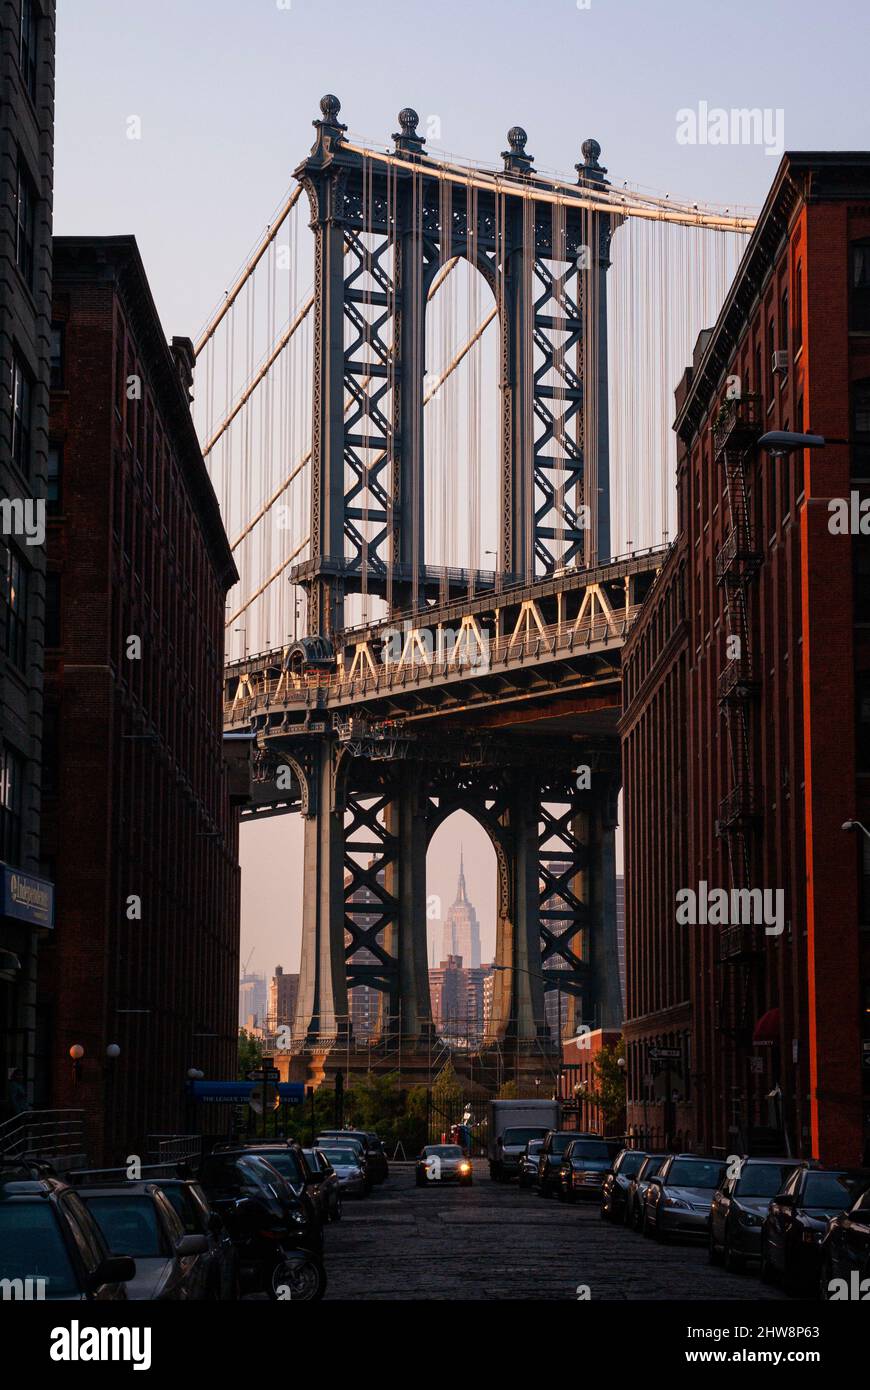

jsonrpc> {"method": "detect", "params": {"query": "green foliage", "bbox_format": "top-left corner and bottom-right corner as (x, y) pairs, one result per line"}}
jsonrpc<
(496, 1080), (519, 1099)
(587, 1038), (627, 1129)
(237, 1029), (262, 1080)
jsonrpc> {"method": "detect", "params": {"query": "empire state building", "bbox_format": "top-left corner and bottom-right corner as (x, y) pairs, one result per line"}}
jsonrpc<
(440, 849), (481, 968)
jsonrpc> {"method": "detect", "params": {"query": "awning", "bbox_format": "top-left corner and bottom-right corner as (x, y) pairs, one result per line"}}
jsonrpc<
(753, 1007), (781, 1046)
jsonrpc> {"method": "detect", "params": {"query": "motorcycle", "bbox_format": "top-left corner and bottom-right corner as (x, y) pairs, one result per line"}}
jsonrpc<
(209, 1193), (327, 1302)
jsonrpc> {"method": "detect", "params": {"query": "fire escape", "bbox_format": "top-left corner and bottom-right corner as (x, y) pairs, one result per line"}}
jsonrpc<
(713, 395), (763, 1028)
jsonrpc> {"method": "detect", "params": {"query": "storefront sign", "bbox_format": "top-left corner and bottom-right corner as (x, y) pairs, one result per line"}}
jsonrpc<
(3, 868), (54, 929)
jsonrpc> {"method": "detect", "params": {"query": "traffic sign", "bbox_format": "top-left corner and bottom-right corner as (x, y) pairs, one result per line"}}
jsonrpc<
(648, 1047), (681, 1061)
(247, 1066), (280, 1082)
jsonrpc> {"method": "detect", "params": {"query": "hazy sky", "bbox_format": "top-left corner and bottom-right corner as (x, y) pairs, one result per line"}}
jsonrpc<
(53, 0), (870, 976)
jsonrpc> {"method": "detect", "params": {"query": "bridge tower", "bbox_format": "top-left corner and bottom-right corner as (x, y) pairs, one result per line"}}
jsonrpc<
(278, 98), (624, 1076)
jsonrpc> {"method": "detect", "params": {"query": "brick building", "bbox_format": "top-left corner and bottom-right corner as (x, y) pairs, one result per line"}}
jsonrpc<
(0, 0), (55, 1111)
(39, 236), (241, 1163)
(622, 152), (870, 1165)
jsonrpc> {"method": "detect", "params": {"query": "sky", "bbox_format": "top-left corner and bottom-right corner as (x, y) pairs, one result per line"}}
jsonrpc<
(53, 0), (870, 978)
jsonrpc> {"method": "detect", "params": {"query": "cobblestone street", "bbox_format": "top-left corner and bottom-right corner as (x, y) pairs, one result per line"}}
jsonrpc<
(324, 1162), (791, 1301)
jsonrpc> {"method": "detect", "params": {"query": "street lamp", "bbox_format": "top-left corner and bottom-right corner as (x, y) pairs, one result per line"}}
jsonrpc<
(842, 819), (870, 841)
(106, 1044), (121, 1060)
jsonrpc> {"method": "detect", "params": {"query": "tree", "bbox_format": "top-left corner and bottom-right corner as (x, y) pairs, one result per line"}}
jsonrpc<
(237, 1029), (262, 1080)
(585, 1039), (627, 1132)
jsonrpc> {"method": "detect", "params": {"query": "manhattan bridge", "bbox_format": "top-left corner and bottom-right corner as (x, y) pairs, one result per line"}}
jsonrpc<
(195, 97), (754, 1085)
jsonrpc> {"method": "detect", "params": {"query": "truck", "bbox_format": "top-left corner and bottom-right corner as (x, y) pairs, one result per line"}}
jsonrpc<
(487, 1098), (561, 1182)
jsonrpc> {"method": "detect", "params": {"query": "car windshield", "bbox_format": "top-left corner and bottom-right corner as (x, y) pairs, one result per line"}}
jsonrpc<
(639, 1156), (667, 1178)
(667, 1160), (724, 1189)
(321, 1149), (358, 1166)
(550, 1133), (584, 1155)
(569, 1140), (611, 1161)
(158, 1184), (201, 1234)
(802, 1172), (866, 1208)
(249, 1150), (304, 1184)
(320, 1137), (362, 1154)
(0, 1203), (80, 1297)
(526, 1141), (544, 1155)
(736, 1164), (795, 1197)
(425, 1146), (463, 1159)
(618, 1152), (648, 1176)
(503, 1127), (548, 1145)
(83, 1196), (165, 1258)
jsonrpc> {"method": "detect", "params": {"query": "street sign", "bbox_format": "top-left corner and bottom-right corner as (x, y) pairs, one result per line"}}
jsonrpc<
(247, 1066), (280, 1083)
(648, 1047), (681, 1061)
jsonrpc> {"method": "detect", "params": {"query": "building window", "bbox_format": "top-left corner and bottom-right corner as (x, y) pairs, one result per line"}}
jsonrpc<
(16, 157), (36, 289)
(754, 343), (763, 406)
(780, 288), (789, 355)
(850, 240), (870, 332)
(0, 541), (28, 670)
(44, 571), (60, 648)
(11, 353), (33, 475)
(767, 318), (776, 397)
(0, 744), (24, 867)
(794, 261), (803, 354)
(19, 0), (39, 101)
(50, 324), (64, 389)
(852, 379), (870, 477)
(47, 444), (62, 512)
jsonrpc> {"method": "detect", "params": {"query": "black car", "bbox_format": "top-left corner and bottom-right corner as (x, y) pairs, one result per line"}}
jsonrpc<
(818, 1177), (870, 1300)
(709, 1158), (800, 1271)
(207, 1143), (321, 1242)
(557, 1138), (619, 1202)
(518, 1139), (545, 1190)
(155, 1176), (239, 1299)
(302, 1148), (342, 1223)
(77, 1182), (210, 1300)
(762, 1166), (870, 1293)
(601, 1150), (648, 1223)
(0, 1169), (134, 1301)
(623, 1153), (667, 1231)
(537, 1131), (598, 1198)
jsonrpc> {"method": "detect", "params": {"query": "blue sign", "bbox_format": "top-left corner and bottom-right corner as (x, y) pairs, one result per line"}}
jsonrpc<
(3, 868), (54, 929)
(187, 1080), (305, 1105)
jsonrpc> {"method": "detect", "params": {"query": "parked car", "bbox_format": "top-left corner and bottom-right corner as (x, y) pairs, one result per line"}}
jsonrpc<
(601, 1150), (648, 1223)
(196, 1152), (326, 1300)
(154, 1176), (239, 1300)
(762, 1167), (870, 1293)
(709, 1158), (801, 1271)
(643, 1154), (725, 1242)
(416, 1144), (473, 1187)
(302, 1148), (342, 1223)
(317, 1129), (388, 1184)
(518, 1139), (545, 1190)
(316, 1144), (367, 1199)
(818, 1176), (870, 1300)
(207, 1143), (321, 1240)
(316, 1135), (371, 1190)
(76, 1182), (209, 1300)
(623, 1154), (667, 1231)
(537, 1131), (598, 1198)
(0, 1169), (134, 1301)
(558, 1138), (620, 1202)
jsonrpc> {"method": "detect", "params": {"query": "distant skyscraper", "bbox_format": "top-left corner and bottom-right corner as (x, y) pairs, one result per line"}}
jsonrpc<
(441, 849), (481, 967)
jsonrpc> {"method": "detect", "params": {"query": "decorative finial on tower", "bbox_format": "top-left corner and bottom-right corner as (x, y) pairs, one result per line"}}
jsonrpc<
(576, 137), (608, 186)
(501, 126), (535, 176)
(457, 846), (468, 903)
(393, 107), (427, 157)
(311, 93), (346, 154)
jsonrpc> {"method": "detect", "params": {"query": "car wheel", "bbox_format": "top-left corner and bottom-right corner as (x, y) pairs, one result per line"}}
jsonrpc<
(708, 1229), (723, 1264)
(332, 1199), (342, 1223)
(642, 1209), (654, 1238)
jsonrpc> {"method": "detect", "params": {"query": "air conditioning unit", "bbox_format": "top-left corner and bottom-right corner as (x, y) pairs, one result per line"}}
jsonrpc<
(771, 349), (789, 375)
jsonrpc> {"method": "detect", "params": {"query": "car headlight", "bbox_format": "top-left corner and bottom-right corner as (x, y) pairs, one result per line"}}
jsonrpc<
(738, 1210), (761, 1227)
(290, 1211), (307, 1226)
(459, 1162), (471, 1173)
(663, 1196), (690, 1209)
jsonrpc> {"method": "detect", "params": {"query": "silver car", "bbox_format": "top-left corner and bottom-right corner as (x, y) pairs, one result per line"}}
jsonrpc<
(317, 1145), (367, 1198)
(643, 1155), (725, 1242)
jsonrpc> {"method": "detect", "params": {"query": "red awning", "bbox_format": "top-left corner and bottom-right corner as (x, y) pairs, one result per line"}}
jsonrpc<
(753, 1007), (781, 1046)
